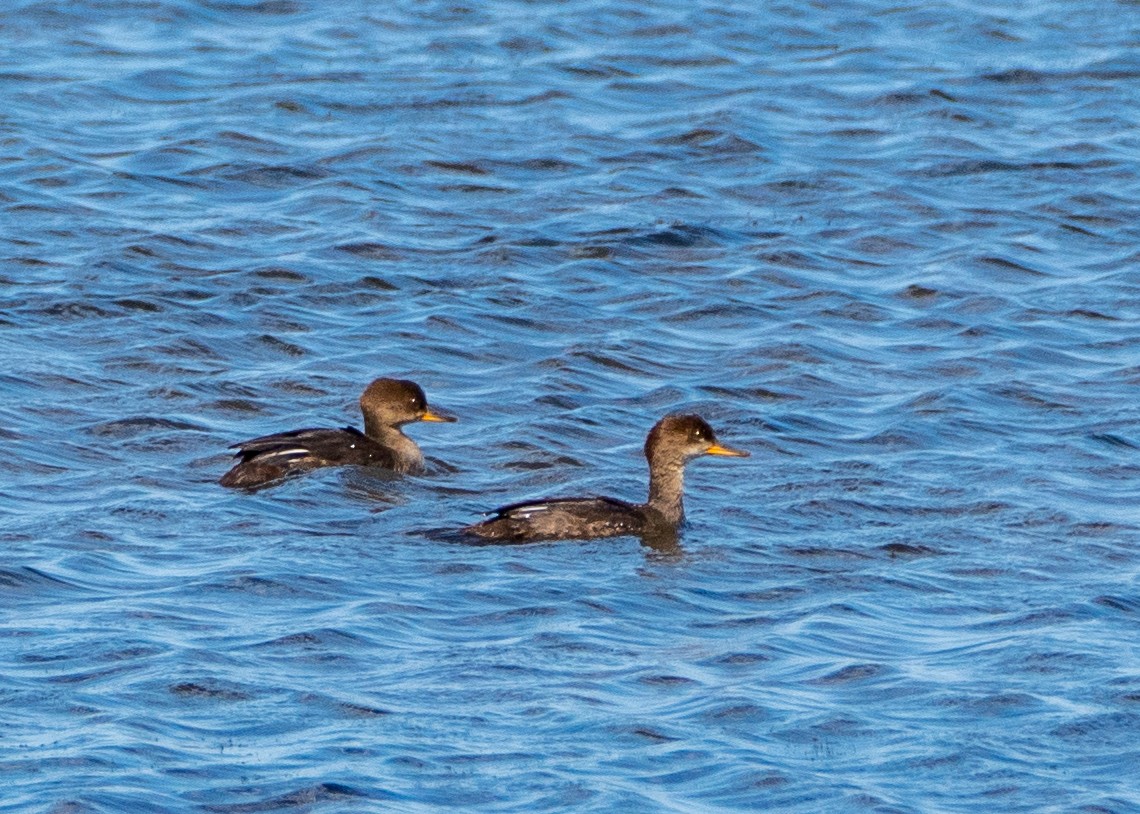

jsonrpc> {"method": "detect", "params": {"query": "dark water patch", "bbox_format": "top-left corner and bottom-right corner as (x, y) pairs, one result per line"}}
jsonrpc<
(809, 663), (888, 686)
(254, 629), (368, 649)
(202, 575), (332, 600)
(879, 542), (944, 558)
(112, 298), (165, 313)
(33, 301), (119, 321)
(0, 566), (85, 594)
(702, 700), (768, 724)
(208, 398), (265, 414)
(44, 801), (100, 814)
(251, 267), (309, 284)
(455, 605), (560, 627)
(638, 674), (700, 688)
(424, 160), (490, 176)
(976, 607), (1087, 630)
(868, 90), (931, 108)
(698, 384), (799, 402)
(87, 416), (208, 438)
(706, 651), (772, 667)
(255, 335), (307, 357)
(1052, 713), (1140, 744)
(169, 682), (252, 702)
(982, 68), (1048, 83)
(334, 242), (405, 261)
(1092, 595), (1140, 616)
(438, 182), (515, 194)
(558, 62), (636, 79)
(973, 255), (1047, 276)
(917, 160), (1045, 177)
(323, 698), (391, 718)
(628, 726), (680, 743)
(757, 249), (823, 270)
(898, 283), (934, 298)
(1066, 309), (1119, 321)
(654, 128), (762, 155)
(221, 164), (333, 188)
(940, 691), (1044, 716)
(568, 244), (613, 260)
(201, 782), (371, 813)
(507, 157), (581, 173)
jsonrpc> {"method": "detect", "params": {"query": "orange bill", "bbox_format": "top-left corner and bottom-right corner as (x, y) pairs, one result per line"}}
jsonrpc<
(706, 442), (749, 457)
(421, 408), (457, 423)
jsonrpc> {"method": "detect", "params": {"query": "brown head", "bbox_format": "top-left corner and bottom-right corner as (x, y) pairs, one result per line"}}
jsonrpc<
(642, 413), (748, 524)
(644, 414), (749, 464)
(359, 378), (456, 436)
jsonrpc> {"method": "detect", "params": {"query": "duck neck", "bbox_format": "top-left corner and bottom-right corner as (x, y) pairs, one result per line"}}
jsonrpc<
(362, 416), (422, 471)
(646, 455), (686, 526)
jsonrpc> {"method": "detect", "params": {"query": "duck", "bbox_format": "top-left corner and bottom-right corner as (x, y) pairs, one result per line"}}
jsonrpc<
(462, 414), (747, 543)
(220, 378), (454, 488)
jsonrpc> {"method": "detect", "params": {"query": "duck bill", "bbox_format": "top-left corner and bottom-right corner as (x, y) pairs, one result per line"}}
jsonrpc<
(420, 407), (457, 423)
(706, 443), (749, 458)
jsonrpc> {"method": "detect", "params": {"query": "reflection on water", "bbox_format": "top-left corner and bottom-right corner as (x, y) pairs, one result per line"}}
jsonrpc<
(2, 0), (1139, 811)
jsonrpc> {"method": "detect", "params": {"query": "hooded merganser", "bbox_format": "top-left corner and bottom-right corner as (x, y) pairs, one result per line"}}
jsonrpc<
(219, 377), (455, 488)
(462, 414), (748, 543)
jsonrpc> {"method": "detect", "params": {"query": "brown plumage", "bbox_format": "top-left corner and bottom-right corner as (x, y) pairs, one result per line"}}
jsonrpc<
(462, 414), (748, 543)
(219, 378), (455, 489)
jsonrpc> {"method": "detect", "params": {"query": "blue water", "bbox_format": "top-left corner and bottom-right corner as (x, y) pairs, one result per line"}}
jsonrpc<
(3, 0), (1140, 811)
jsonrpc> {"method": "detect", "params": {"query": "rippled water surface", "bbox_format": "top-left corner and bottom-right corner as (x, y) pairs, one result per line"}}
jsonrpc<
(3, 0), (1140, 811)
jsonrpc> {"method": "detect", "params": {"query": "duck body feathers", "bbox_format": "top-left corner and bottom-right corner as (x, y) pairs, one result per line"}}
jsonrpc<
(219, 426), (411, 489)
(463, 496), (666, 543)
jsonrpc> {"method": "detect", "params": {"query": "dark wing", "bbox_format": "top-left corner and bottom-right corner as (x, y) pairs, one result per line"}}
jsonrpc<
(229, 426), (391, 467)
(230, 426), (334, 455)
(488, 495), (637, 521)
